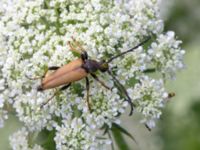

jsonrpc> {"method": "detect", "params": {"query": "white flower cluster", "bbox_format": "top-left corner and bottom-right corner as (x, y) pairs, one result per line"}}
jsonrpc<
(0, 1), (8, 127)
(55, 118), (111, 150)
(9, 127), (44, 150)
(148, 31), (185, 79)
(0, 0), (185, 149)
(128, 76), (168, 128)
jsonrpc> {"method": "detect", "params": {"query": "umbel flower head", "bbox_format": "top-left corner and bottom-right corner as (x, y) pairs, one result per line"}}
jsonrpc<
(0, 0), (184, 149)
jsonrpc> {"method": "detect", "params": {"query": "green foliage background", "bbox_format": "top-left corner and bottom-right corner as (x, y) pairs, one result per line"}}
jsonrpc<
(0, 0), (200, 149)
(158, 0), (200, 150)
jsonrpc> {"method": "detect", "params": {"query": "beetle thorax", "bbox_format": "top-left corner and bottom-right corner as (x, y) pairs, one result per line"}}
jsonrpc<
(82, 59), (101, 73)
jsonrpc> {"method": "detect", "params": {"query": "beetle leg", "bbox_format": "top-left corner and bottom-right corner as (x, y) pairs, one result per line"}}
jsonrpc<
(40, 83), (71, 108)
(81, 51), (88, 61)
(44, 66), (60, 76)
(68, 41), (78, 52)
(107, 70), (135, 116)
(48, 66), (60, 70)
(60, 83), (71, 91)
(72, 37), (85, 52)
(25, 75), (42, 80)
(43, 66), (60, 78)
(26, 66), (60, 80)
(90, 73), (111, 90)
(85, 77), (91, 112)
(68, 40), (83, 54)
(40, 89), (58, 108)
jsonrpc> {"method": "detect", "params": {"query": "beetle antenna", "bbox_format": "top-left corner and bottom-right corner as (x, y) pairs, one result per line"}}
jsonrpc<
(107, 70), (135, 115)
(106, 37), (151, 63)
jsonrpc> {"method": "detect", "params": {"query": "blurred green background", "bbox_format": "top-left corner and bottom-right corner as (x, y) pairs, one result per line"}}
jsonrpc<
(157, 0), (200, 150)
(0, 0), (200, 149)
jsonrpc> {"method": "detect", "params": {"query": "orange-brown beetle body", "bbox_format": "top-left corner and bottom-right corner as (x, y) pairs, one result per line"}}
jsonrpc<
(39, 59), (87, 90)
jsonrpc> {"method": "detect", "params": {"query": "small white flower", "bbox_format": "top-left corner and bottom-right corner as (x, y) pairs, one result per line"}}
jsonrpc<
(0, 95), (5, 108)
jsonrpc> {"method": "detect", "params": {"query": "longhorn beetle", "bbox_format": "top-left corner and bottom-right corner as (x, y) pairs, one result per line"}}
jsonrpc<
(28, 37), (150, 115)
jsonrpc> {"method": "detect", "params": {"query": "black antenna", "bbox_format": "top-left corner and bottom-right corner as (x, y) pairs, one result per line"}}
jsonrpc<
(107, 70), (135, 115)
(106, 37), (151, 63)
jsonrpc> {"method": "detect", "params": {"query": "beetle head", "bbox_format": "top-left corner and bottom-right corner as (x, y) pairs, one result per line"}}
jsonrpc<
(99, 60), (109, 72)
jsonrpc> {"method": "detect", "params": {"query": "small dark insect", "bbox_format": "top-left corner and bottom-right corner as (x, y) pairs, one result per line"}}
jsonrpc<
(168, 92), (175, 98)
(27, 37), (150, 115)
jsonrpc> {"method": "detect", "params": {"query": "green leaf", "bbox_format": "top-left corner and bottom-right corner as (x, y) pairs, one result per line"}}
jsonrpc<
(126, 77), (139, 87)
(112, 123), (137, 144)
(38, 129), (56, 150)
(71, 83), (84, 97)
(72, 105), (82, 118)
(111, 125), (131, 150)
(71, 51), (81, 57)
